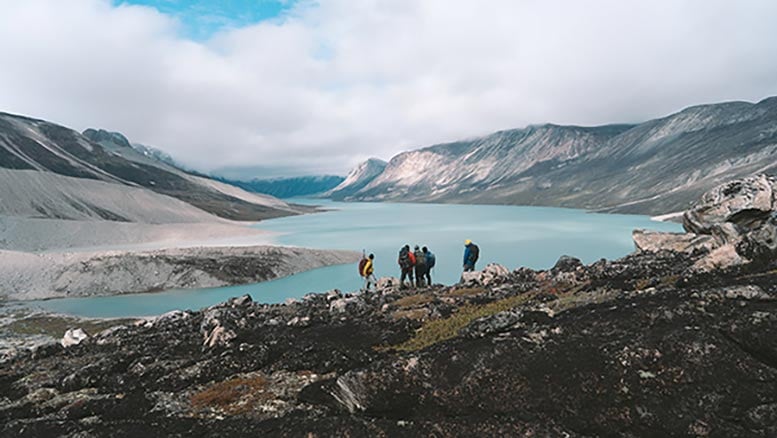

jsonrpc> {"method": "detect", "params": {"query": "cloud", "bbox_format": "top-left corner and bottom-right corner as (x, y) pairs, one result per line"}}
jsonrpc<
(0, 0), (776, 176)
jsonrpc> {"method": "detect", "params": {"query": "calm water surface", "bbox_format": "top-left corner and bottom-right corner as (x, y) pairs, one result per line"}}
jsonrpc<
(32, 200), (681, 317)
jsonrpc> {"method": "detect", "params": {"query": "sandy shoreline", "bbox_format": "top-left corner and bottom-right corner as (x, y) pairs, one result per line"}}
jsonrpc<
(0, 215), (279, 253)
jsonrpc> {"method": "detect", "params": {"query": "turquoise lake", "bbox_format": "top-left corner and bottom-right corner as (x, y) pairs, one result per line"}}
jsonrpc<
(31, 200), (682, 317)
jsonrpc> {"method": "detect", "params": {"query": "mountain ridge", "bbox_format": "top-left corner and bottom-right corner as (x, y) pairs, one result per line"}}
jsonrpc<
(0, 112), (307, 222)
(334, 96), (777, 214)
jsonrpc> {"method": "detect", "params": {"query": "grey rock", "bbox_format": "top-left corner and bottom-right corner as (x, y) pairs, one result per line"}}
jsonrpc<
(552, 255), (583, 272)
(329, 297), (360, 313)
(461, 264), (510, 286)
(633, 230), (716, 254)
(61, 328), (89, 347)
(684, 174), (776, 234)
(228, 294), (253, 307)
(463, 310), (524, 338)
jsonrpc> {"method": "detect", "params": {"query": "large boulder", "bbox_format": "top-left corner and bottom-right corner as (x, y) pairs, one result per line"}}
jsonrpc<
(61, 328), (89, 347)
(460, 264), (510, 286)
(635, 174), (777, 271)
(683, 174), (776, 235)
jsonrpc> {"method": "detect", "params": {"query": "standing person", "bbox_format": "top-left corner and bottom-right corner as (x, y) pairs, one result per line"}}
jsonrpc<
(463, 239), (479, 272)
(413, 245), (426, 287)
(398, 245), (415, 289)
(422, 246), (435, 286)
(360, 253), (377, 291)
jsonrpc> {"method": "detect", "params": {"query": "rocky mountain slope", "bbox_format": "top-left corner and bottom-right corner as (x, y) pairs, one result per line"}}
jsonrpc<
(0, 114), (305, 222)
(2, 175), (775, 437)
(327, 158), (387, 200)
(336, 97), (777, 215)
(214, 175), (345, 199)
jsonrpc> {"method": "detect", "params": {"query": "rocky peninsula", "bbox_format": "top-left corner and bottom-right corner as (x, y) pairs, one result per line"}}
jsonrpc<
(0, 246), (359, 301)
(1, 175), (776, 437)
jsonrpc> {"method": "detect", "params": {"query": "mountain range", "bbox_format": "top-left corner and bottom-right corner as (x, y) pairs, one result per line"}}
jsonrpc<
(0, 114), (306, 224)
(333, 96), (777, 214)
(214, 175), (344, 199)
(3, 96), (776, 220)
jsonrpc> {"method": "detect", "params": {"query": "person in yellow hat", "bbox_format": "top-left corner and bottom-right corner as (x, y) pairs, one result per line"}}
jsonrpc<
(360, 253), (376, 291)
(463, 239), (479, 272)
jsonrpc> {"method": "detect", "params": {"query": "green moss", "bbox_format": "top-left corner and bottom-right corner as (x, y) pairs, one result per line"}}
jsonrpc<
(390, 293), (536, 352)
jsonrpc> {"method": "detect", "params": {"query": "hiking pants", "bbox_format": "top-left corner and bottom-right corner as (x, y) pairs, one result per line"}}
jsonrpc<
(363, 274), (377, 291)
(414, 265), (426, 287)
(423, 268), (432, 286)
(463, 264), (475, 272)
(400, 268), (414, 287)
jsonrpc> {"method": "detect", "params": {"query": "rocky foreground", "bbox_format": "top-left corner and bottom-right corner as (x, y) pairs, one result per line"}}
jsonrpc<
(2, 175), (777, 437)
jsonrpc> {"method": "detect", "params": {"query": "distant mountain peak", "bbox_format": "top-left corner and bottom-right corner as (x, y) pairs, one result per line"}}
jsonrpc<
(82, 128), (132, 149)
(326, 158), (387, 200)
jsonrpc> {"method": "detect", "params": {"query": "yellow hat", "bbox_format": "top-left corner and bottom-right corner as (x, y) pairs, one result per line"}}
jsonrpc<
(464, 239), (472, 245)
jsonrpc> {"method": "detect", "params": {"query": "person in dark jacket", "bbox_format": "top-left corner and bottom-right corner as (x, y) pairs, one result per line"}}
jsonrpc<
(413, 245), (426, 287)
(422, 246), (435, 286)
(398, 245), (414, 288)
(463, 239), (479, 272)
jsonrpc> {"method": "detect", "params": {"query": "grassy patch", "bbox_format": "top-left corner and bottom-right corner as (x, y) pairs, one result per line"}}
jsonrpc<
(6, 315), (135, 338)
(634, 278), (652, 290)
(737, 268), (777, 280)
(548, 287), (617, 314)
(190, 375), (269, 415)
(393, 293), (434, 308)
(389, 292), (537, 352)
(444, 287), (486, 298)
(391, 308), (430, 321)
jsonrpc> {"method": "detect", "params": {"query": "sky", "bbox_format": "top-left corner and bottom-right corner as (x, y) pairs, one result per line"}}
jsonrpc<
(1, 0), (776, 178)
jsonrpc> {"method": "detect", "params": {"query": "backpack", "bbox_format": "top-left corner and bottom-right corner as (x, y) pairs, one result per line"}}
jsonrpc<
(414, 250), (426, 266)
(408, 251), (416, 266)
(426, 252), (436, 268)
(469, 244), (480, 263)
(398, 248), (411, 269)
(358, 257), (368, 277)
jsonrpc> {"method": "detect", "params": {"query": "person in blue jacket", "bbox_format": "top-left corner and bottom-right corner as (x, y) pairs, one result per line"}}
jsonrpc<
(463, 239), (480, 272)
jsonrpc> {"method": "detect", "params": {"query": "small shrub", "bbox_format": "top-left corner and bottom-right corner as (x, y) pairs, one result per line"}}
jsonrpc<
(190, 375), (268, 415)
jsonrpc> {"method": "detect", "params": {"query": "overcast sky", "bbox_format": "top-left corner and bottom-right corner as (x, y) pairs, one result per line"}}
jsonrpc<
(1, 0), (776, 177)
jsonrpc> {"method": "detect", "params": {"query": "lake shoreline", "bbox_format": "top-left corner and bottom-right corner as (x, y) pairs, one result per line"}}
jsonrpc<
(0, 245), (359, 302)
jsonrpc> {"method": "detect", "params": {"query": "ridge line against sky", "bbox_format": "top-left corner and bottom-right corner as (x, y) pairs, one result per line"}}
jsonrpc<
(1, 0), (776, 178)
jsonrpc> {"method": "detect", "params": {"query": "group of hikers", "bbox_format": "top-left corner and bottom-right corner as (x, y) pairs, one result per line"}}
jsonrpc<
(358, 240), (480, 291)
